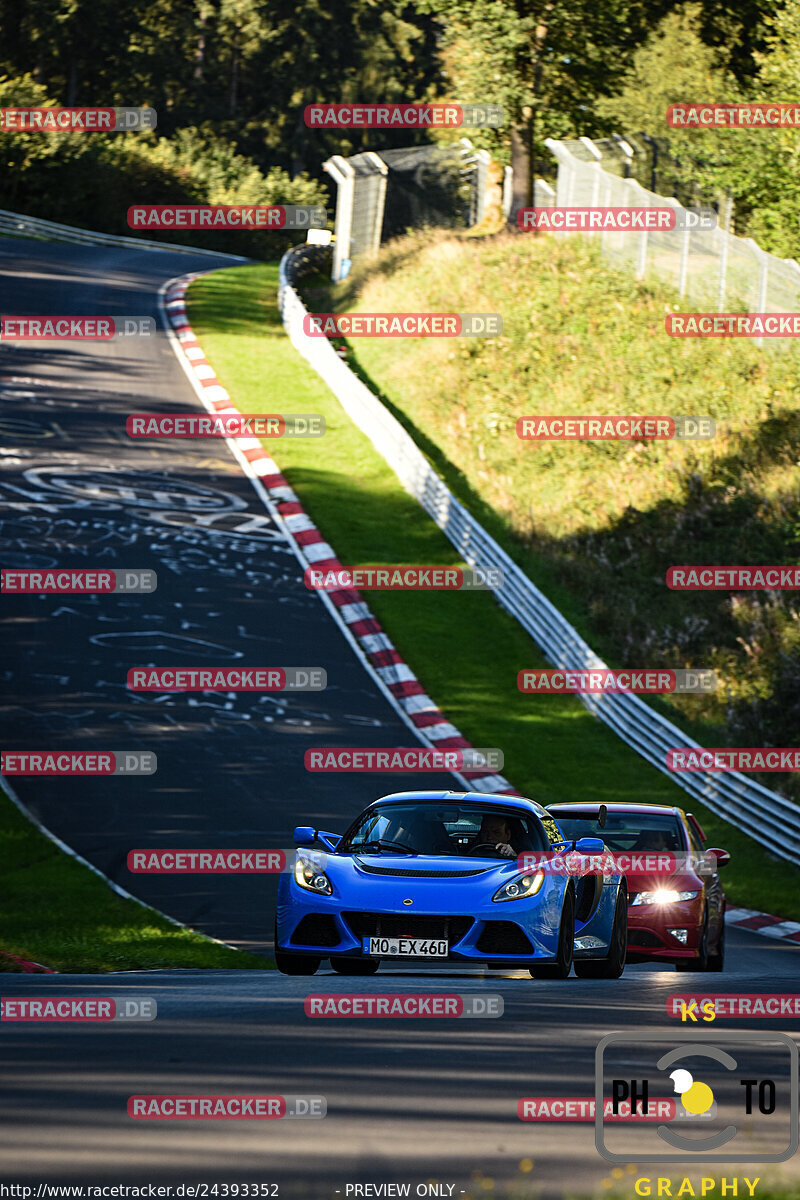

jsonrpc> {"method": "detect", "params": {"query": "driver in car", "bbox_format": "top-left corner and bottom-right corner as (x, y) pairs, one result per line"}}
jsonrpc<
(461, 814), (516, 858)
(631, 827), (675, 852)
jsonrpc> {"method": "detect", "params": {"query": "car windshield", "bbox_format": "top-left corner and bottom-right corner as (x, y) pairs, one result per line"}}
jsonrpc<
(337, 803), (548, 856)
(549, 810), (685, 852)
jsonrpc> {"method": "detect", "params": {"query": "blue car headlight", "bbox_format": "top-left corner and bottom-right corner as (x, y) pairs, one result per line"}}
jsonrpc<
(294, 856), (333, 896)
(492, 872), (545, 902)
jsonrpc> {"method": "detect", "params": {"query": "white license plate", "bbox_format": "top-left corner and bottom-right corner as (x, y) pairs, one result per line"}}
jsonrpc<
(364, 936), (448, 958)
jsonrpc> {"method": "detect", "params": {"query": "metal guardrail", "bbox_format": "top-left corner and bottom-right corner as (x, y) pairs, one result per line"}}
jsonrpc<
(279, 243), (800, 865)
(0, 208), (249, 261)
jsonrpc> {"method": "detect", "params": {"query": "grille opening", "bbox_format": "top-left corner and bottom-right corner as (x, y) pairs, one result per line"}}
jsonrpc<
(290, 914), (341, 948)
(342, 912), (473, 944)
(356, 863), (489, 878)
(475, 922), (533, 955)
(628, 929), (662, 947)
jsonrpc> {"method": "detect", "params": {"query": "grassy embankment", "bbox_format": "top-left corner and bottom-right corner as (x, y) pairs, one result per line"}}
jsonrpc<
(328, 229), (800, 781)
(0, 786), (271, 972)
(185, 253), (800, 921)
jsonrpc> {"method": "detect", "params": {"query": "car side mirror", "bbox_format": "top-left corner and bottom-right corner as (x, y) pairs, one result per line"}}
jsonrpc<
(575, 837), (605, 853)
(706, 847), (730, 869)
(293, 825), (316, 847)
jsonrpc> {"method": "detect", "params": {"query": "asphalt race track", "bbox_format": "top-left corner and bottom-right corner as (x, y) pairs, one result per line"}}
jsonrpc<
(1, 930), (799, 1197)
(0, 238), (455, 952)
(1, 239), (799, 1198)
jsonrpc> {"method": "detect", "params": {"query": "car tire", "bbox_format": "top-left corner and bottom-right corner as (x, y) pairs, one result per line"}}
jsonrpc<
(330, 957), (380, 975)
(274, 920), (321, 975)
(574, 887), (627, 979)
(704, 909), (725, 972)
(675, 908), (709, 972)
(530, 886), (575, 979)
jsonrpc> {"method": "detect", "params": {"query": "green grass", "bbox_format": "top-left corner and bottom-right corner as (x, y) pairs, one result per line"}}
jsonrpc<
(186, 261), (800, 921)
(0, 228), (53, 244)
(0, 786), (271, 973)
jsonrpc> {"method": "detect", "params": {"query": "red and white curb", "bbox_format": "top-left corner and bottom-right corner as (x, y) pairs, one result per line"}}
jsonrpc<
(161, 273), (517, 796)
(726, 906), (800, 945)
(0, 950), (54, 973)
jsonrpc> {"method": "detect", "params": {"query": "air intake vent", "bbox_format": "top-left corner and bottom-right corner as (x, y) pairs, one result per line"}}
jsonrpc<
(356, 863), (490, 878)
(342, 912), (473, 943)
(628, 929), (662, 947)
(290, 914), (341, 948)
(476, 922), (533, 955)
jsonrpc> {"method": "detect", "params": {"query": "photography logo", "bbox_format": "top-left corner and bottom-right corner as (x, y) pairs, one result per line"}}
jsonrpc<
(668, 1067), (715, 1115)
(595, 1030), (798, 1163)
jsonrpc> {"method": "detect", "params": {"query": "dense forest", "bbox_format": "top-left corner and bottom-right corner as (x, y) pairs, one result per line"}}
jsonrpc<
(1, 0), (800, 255)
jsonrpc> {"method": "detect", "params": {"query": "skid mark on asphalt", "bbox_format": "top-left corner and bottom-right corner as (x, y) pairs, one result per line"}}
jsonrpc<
(0, 273), (453, 946)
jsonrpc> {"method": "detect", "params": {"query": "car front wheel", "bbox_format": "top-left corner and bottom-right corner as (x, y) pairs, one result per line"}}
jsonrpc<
(574, 887), (627, 979)
(530, 887), (575, 979)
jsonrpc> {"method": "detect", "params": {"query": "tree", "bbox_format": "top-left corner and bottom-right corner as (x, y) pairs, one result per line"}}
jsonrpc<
(595, 0), (800, 260)
(416, 0), (692, 223)
(596, 2), (739, 202)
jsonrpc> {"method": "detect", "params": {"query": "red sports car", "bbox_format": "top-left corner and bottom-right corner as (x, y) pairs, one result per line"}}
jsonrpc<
(546, 802), (728, 971)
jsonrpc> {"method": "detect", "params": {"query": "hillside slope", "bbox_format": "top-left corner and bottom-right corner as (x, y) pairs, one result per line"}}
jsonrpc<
(314, 229), (800, 799)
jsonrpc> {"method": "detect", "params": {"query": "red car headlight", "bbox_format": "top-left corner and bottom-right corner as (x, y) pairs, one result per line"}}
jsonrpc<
(630, 889), (699, 906)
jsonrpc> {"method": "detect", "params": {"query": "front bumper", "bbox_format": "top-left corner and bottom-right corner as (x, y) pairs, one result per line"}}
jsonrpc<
(276, 880), (565, 963)
(276, 869), (620, 964)
(626, 898), (704, 962)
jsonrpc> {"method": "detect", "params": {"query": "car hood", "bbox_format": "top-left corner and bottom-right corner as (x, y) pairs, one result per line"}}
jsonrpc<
(327, 853), (517, 879)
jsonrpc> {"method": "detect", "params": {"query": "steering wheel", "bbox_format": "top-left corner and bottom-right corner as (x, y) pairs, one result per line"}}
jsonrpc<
(469, 842), (507, 854)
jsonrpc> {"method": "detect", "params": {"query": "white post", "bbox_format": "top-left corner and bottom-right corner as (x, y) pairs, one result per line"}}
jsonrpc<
(323, 155), (355, 281)
(601, 178), (613, 256)
(590, 160), (601, 207)
(364, 151), (389, 253)
(717, 226), (729, 313)
(533, 179), (556, 208)
(628, 177), (649, 279)
(544, 138), (576, 207)
(502, 166), (513, 219)
(672, 198), (690, 297)
(756, 244), (769, 348)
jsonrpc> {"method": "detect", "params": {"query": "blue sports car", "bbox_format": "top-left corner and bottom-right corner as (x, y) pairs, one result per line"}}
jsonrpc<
(275, 790), (628, 978)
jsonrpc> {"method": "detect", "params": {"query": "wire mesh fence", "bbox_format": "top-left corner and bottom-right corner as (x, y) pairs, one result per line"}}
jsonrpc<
(543, 137), (800, 343)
